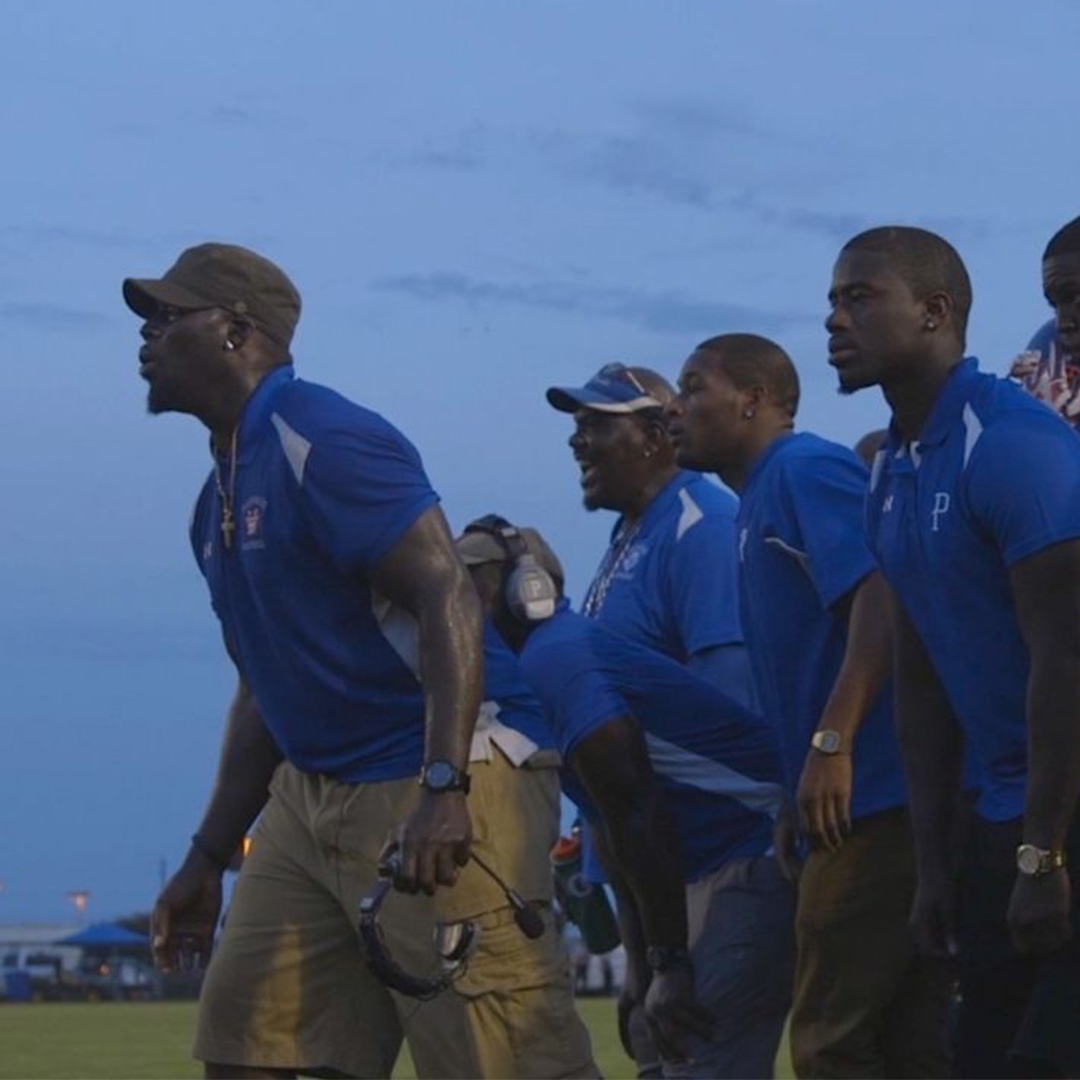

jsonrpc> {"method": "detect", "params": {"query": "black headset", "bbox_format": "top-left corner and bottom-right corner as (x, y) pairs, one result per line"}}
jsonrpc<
(357, 849), (545, 1000)
(464, 514), (559, 622)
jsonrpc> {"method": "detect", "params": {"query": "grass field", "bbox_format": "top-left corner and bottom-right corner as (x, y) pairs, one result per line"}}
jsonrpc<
(0, 999), (794, 1078)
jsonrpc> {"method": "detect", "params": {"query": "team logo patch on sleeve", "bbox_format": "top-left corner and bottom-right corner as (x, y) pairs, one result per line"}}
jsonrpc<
(241, 496), (268, 550)
(617, 542), (646, 578)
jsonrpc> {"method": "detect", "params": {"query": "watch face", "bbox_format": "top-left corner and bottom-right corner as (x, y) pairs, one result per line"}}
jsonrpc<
(424, 762), (455, 789)
(1017, 845), (1043, 875)
(813, 731), (842, 754)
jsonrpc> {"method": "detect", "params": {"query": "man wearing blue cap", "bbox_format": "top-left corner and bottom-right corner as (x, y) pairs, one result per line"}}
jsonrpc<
(546, 362), (754, 1074)
(545, 362), (754, 705)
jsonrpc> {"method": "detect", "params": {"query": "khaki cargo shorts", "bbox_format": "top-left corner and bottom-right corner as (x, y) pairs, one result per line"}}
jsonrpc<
(435, 748), (598, 1079)
(194, 762), (484, 1078)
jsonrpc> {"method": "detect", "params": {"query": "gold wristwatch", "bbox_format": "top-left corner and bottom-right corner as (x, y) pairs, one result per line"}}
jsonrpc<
(810, 729), (848, 755)
(1016, 844), (1068, 877)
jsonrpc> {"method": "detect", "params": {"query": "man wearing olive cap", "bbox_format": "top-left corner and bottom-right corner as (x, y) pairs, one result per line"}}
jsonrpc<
(124, 243), (487, 1078)
(456, 516), (795, 1079)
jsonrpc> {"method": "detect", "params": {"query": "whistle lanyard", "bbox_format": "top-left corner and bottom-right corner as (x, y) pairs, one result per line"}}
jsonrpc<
(582, 518), (642, 618)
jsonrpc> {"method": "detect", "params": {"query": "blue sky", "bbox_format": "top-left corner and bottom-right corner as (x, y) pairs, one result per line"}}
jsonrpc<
(1, 1), (1076, 922)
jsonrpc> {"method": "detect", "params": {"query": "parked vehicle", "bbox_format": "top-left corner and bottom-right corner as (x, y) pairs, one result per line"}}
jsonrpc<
(0, 948), (78, 1000)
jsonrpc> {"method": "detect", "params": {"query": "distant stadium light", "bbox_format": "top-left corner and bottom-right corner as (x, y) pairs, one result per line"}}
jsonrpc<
(66, 889), (90, 913)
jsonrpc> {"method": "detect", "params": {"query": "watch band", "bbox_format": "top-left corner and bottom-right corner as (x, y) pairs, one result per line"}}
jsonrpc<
(419, 760), (471, 795)
(810, 729), (848, 755)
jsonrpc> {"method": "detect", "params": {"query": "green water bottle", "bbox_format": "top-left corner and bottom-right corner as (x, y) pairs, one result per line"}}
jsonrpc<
(551, 824), (621, 955)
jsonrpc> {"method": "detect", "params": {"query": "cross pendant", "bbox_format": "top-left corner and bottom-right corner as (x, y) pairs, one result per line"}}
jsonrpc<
(221, 512), (236, 549)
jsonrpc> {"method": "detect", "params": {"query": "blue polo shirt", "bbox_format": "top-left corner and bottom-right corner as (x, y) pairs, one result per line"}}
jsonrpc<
(518, 606), (784, 882)
(583, 471), (743, 661)
(480, 623), (556, 752)
(866, 357), (1080, 822)
(738, 433), (907, 819)
(190, 365), (438, 782)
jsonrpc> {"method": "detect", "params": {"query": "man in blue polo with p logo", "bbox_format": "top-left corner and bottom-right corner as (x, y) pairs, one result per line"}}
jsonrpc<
(832, 223), (1080, 1078)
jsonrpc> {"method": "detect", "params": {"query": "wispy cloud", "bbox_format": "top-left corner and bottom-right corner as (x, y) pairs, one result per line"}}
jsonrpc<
(909, 215), (997, 245)
(0, 224), (149, 251)
(372, 271), (810, 336)
(0, 223), (283, 259)
(0, 301), (109, 331)
(535, 129), (717, 209)
(399, 101), (872, 235)
(389, 99), (1000, 247)
(628, 97), (765, 140)
(208, 104), (261, 128)
(734, 198), (870, 242)
(200, 104), (303, 133)
(400, 123), (490, 172)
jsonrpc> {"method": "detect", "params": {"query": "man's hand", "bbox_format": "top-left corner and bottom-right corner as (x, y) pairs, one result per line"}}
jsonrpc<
(1007, 871), (1073, 956)
(797, 749), (852, 852)
(909, 872), (957, 960)
(618, 998), (663, 1079)
(643, 964), (715, 1063)
(150, 849), (224, 973)
(388, 791), (472, 895)
(617, 953), (645, 1059)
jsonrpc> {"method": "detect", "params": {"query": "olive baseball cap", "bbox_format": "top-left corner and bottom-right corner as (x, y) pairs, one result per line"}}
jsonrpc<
(456, 516), (565, 586)
(122, 242), (301, 348)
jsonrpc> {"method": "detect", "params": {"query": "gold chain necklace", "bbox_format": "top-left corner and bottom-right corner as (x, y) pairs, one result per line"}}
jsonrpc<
(213, 429), (239, 550)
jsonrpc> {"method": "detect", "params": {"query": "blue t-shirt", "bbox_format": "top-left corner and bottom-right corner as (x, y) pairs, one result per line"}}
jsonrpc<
(583, 471), (743, 662)
(191, 365), (438, 782)
(866, 358), (1080, 822)
(518, 607), (784, 882)
(480, 623), (556, 752)
(738, 433), (907, 819)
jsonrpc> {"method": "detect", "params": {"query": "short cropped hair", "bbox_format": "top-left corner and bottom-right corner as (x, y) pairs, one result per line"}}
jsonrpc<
(1044, 216), (1080, 261)
(694, 333), (800, 418)
(841, 226), (972, 344)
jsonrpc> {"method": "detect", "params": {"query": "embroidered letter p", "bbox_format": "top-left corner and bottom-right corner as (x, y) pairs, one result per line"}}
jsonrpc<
(931, 492), (951, 532)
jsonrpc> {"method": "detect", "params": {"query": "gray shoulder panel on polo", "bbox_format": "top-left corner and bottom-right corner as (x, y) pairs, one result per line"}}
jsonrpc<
(271, 412), (312, 485)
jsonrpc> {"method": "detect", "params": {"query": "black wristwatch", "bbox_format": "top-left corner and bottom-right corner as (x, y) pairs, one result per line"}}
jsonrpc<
(645, 945), (693, 972)
(419, 760), (471, 795)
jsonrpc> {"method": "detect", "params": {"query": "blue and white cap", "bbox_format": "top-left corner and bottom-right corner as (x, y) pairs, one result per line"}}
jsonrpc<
(546, 362), (664, 414)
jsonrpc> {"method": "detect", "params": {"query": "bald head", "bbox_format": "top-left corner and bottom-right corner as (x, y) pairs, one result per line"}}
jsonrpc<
(669, 333), (798, 491)
(840, 226), (972, 347)
(693, 333), (800, 418)
(1045, 215), (1080, 261)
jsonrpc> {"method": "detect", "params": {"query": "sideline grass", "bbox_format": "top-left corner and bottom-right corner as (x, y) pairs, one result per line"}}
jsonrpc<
(0, 1002), (200, 1079)
(0, 999), (792, 1078)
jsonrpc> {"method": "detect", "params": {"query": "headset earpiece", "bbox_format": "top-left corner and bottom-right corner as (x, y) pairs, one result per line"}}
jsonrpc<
(357, 849), (545, 1000)
(505, 554), (558, 621)
(357, 863), (478, 1001)
(435, 920), (480, 963)
(464, 516), (558, 623)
